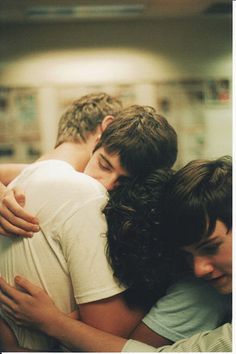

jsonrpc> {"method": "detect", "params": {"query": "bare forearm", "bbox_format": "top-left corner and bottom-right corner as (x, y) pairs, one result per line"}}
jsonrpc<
(45, 313), (127, 352)
(0, 164), (27, 185)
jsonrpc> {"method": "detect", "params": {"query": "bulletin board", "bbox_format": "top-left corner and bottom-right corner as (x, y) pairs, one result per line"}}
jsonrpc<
(0, 79), (231, 165)
(0, 87), (42, 163)
(154, 79), (231, 167)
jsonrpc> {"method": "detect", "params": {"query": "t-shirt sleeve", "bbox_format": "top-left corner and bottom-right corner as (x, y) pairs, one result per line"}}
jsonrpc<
(59, 196), (125, 304)
(142, 275), (231, 342)
(122, 323), (232, 352)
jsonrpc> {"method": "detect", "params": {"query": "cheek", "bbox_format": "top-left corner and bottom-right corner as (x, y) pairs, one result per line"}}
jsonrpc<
(217, 249), (232, 273)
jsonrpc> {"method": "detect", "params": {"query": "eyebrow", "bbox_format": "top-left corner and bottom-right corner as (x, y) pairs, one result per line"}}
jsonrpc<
(196, 236), (220, 250)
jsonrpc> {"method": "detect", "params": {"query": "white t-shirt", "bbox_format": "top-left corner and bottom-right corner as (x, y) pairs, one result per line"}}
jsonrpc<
(0, 160), (124, 350)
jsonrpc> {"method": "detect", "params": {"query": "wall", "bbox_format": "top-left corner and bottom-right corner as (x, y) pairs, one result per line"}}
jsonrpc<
(0, 17), (231, 84)
(0, 16), (232, 164)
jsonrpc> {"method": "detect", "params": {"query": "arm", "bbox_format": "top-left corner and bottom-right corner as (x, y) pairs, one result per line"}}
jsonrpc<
(78, 293), (143, 337)
(0, 276), (127, 352)
(58, 194), (144, 338)
(0, 163), (27, 186)
(124, 323), (232, 352)
(131, 275), (231, 344)
(130, 322), (172, 347)
(0, 279), (232, 353)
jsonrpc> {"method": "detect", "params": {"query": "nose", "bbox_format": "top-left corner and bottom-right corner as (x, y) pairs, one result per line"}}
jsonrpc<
(193, 256), (214, 278)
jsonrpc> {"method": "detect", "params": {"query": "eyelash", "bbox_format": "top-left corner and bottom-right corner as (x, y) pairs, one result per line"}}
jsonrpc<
(98, 159), (110, 171)
(200, 243), (221, 255)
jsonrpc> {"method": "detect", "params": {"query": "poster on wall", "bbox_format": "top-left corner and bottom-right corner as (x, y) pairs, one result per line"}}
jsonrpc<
(204, 79), (230, 104)
(0, 87), (41, 163)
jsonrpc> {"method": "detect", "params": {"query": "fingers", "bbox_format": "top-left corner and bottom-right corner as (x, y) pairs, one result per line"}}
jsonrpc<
(2, 190), (39, 225)
(0, 217), (35, 238)
(14, 276), (44, 297)
(0, 292), (17, 313)
(13, 187), (26, 207)
(0, 190), (39, 237)
(0, 279), (20, 322)
(0, 226), (19, 239)
(0, 304), (25, 326)
(0, 277), (22, 303)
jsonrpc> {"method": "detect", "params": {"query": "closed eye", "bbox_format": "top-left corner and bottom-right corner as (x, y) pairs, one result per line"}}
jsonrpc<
(98, 157), (112, 172)
(199, 243), (221, 256)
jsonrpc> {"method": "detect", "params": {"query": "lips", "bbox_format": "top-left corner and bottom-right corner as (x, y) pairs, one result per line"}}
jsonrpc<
(208, 275), (226, 287)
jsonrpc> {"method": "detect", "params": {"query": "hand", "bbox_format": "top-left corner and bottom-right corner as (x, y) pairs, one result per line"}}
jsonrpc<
(0, 276), (63, 332)
(0, 187), (40, 238)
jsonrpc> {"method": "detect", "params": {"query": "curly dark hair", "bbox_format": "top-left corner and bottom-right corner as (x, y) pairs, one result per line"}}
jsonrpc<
(104, 168), (174, 310)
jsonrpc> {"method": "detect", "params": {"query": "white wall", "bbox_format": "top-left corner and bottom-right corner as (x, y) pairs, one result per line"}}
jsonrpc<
(0, 16), (232, 162)
(0, 17), (231, 85)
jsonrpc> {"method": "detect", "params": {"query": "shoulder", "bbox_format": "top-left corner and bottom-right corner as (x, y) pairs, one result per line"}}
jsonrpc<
(17, 160), (108, 223)
(142, 274), (231, 342)
(21, 159), (107, 200)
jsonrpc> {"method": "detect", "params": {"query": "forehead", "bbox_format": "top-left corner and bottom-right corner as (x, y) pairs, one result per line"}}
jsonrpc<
(183, 220), (229, 252)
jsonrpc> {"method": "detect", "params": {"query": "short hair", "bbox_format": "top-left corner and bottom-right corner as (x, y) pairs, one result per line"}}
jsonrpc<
(163, 155), (232, 248)
(104, 168), (174, 310)
(55, 92), (122, 147)
(95, 105), (178, 178)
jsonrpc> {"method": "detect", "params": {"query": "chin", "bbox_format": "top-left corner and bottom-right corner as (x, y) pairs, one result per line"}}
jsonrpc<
(216, 280), (232, 295)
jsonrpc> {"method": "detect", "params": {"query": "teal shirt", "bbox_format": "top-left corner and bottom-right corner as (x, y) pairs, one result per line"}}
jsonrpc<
(143, 275), (231, 342)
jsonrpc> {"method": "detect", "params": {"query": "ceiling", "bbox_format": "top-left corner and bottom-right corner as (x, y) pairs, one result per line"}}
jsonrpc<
(0, 0), (232, 23)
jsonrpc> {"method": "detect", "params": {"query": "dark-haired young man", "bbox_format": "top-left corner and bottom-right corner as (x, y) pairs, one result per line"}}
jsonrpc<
(163, 155), (232, 295)
(0, 156), (232, 352)
(126, 155), (232, 351)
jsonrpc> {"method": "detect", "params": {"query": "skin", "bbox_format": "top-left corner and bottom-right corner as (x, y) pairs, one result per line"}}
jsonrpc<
(0, 164), (27, 186)
(0, 277), (127, 352)
(183, 220), (232, 294)
(84, 147), (130, 191)
(0, 277), (170, 351)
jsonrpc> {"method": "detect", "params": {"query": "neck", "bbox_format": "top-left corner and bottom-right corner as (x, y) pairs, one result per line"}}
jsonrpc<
(38, 142), (92, 172)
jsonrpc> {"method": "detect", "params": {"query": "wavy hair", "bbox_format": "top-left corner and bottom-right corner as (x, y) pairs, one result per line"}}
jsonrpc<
(55, 92), (122, 147)
(163, 155), (232, 248)
(104, 168), (174, 310)
(95, 105), (178, 178)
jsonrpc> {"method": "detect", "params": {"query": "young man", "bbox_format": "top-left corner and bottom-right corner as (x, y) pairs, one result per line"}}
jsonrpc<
(0, 99), (178, 350)
(125, 155), (232, 351)
(0, 156), (232, 352)
(0, 92), (123, 237)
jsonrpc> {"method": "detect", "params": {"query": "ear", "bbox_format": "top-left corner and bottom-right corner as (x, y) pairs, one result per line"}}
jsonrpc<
(101, 115), (114, 132)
